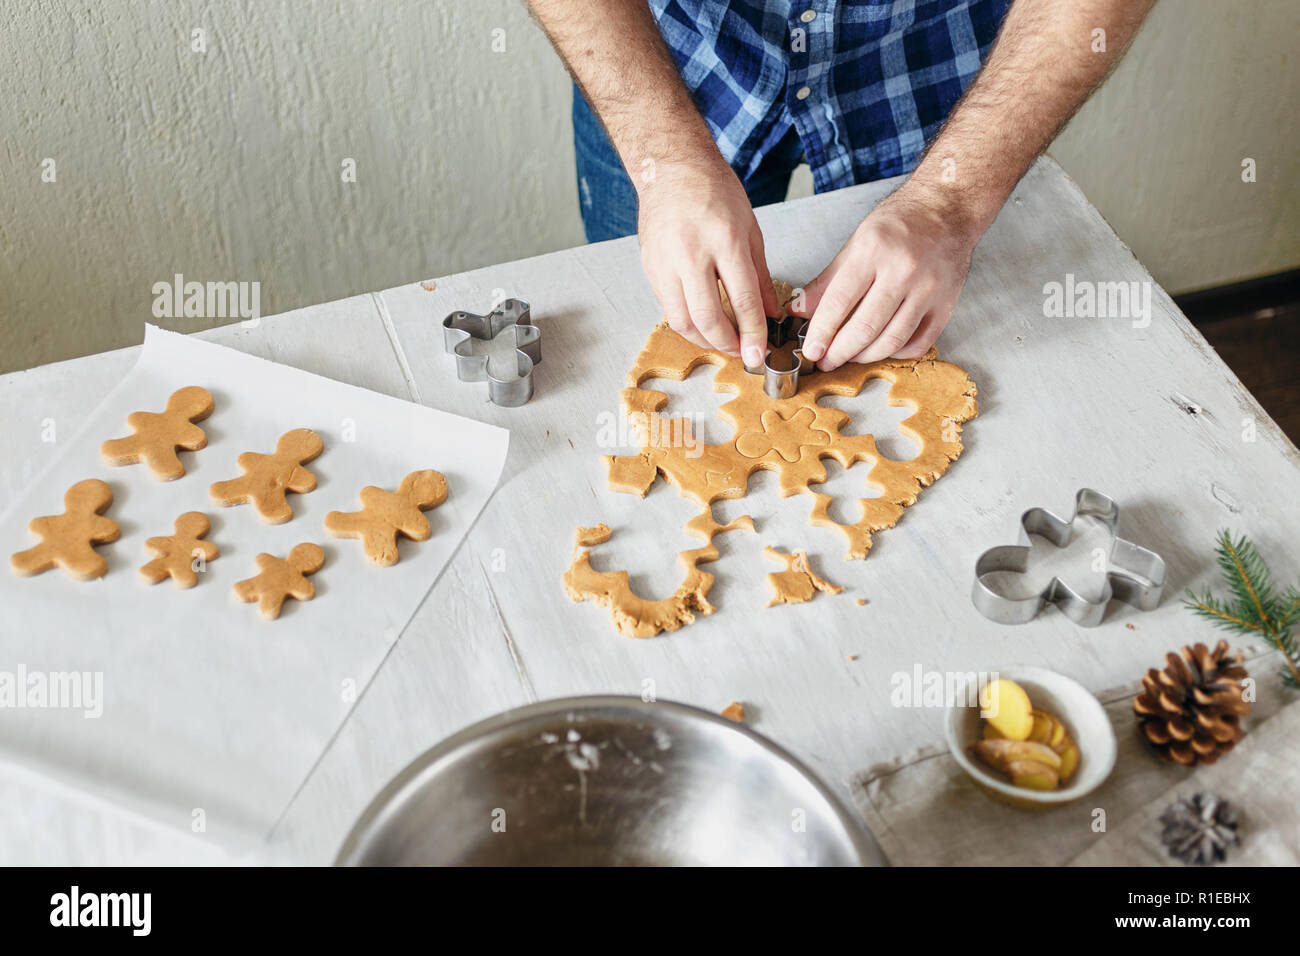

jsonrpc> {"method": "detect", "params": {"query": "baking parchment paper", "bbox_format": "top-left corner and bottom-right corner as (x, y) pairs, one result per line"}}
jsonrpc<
(0, 325), (509, 847)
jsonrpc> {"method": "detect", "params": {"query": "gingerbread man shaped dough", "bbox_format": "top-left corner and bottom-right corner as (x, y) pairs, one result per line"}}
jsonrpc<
(101, 385), (214, 481)
(210, 428), (323, 524)
(233, 543), (325, 620)
(140, 511), (220, 588)
(324, 470), (448, 566)
(10, 478), (120, 580)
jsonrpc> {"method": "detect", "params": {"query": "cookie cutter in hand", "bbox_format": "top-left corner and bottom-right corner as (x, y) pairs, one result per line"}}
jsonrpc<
(744, 315), (815, 399)
(971, 488), (1166, 627)
(441, 298), (542, 407)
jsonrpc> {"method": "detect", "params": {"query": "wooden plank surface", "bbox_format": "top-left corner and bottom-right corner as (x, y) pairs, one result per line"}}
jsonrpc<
(2, 158), (1296, 864)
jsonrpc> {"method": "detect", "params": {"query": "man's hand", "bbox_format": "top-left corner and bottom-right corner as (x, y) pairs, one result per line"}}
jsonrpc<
(531, 0), (1153, 369)
(794, 0), (1153, 369)
(637, 157), (778, 365)
(794, 182), (978, 370)
(528, 0), (777, 363)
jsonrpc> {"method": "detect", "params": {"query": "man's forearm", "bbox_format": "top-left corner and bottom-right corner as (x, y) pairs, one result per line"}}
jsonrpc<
(527, 0), (724, 185)
(529, 0), (779, 359)
(909, 0), (1154, 235)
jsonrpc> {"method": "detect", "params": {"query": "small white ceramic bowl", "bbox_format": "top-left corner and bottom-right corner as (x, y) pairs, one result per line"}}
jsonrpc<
(944, 666), (1117, 810)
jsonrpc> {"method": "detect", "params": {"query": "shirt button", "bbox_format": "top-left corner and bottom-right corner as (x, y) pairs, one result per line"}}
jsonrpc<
(796, 86), (811, 100)
(800, 9), (816, 22)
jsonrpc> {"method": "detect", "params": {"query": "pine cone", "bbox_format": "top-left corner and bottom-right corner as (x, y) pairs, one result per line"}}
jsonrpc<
(1133, 640), (1249, 766)
(1159, 792), (1241, 865)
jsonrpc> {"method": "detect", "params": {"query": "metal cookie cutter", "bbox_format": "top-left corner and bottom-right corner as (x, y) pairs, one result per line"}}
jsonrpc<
(744, 315), (815, 399)
(441, 298), (541, 407)
(971, 488), (1167, 627)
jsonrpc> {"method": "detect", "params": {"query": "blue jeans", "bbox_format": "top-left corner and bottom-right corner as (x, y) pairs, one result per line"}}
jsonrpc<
(572, 84), (806, 243)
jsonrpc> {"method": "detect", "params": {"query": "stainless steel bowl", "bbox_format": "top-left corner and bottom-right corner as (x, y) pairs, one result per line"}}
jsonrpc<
(337, 696), (883, 866)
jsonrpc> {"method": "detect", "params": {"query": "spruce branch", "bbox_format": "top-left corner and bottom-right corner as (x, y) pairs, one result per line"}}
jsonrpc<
(1184, 531), (1300, 690)
(1186, 593), (1263, 634)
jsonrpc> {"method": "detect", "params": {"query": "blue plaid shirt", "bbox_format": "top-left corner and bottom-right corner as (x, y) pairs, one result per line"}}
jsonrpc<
(650, 0), (1012, 190)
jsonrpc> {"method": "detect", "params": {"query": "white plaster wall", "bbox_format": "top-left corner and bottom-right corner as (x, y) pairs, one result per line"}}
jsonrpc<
(2, 0), (582, 372)
(1049, 0), (1300, 293)
(2, 0), (1296, 374)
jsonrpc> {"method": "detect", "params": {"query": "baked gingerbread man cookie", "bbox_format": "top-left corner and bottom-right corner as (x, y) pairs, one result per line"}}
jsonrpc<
(101, 385), (214, 481)
(210, 428), (323, 524)
(233, 543), (325, 620)
(10, 478), (120, 580)
(140, 511), (220, 588)
(324, 470), (448, 566)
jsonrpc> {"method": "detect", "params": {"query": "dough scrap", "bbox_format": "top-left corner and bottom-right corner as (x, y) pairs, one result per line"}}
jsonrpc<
(763, 545), (842, 607)
(574, 523), (612, 547)
(10, 479), (120, 581)
(563, 511), (755, 638)
(606, 281), (978, 559)
(210, 428), (323, 524)
(233, 543), (325, 620)
(101, 385), (213, 481)
(325, 470), (448, 567)
(140, 511), (220, 588)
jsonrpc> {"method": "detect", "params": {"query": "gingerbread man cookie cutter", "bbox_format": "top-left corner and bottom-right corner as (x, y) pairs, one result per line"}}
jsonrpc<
(441, 298), (541, 407)
(744, 316), (815, 399)
(971, 488), (1167, 627)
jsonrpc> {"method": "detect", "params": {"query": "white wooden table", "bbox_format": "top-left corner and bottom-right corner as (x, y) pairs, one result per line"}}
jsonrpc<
(2, 157), (1297, 865)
